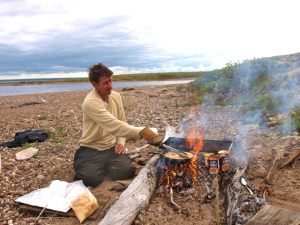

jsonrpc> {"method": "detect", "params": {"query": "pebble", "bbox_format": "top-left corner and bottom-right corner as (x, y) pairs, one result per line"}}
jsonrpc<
(37, 174), (45, 181)
(157, 206), (164, 214)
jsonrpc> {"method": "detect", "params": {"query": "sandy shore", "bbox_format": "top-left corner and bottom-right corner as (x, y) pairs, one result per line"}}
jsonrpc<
(1, 84), (300, 225)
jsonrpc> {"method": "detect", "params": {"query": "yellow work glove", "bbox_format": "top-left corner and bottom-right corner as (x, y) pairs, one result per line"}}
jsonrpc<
(139, 127), (163, 147)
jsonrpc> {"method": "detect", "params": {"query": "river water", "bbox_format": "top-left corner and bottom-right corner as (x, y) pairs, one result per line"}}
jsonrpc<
(0, 80), (193, 96)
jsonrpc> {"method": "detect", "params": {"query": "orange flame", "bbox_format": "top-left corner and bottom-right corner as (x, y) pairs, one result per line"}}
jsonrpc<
(161, 106), (204, 189)
(186, 106), (203, 184)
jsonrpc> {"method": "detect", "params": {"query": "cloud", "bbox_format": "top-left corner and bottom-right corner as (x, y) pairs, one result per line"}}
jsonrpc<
(1, 0), (300, 77)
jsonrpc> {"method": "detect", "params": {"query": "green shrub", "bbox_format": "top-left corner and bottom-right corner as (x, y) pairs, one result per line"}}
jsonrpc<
(253, 73), (272, 93)
(248, 94), (280, 116)
(291, 106), (300, 132)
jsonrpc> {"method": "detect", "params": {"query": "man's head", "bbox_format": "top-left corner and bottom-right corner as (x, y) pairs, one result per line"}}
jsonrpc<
(89, 63), (113, 99)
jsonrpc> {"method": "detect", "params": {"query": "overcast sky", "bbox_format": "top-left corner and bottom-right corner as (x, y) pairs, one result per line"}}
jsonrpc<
(1, 0), (300, 79)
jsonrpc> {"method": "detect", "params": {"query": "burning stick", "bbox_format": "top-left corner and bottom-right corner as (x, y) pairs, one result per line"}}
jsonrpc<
(170, 187), (181, 212)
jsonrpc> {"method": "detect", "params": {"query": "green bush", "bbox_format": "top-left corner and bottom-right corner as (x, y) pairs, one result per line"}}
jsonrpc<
(291, 106), (300, 132)
(253, 73), (272, 93)
(248, 94), (280, 116)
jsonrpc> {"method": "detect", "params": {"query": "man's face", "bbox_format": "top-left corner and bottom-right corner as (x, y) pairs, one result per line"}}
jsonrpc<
(92, 76), (112, 98)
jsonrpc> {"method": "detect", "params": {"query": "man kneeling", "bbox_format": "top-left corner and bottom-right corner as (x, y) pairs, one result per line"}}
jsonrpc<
(74, 63), (162, 187)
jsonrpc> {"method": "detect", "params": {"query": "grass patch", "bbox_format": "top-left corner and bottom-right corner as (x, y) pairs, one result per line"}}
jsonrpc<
(49, 127), (67, 145)
(113, 71), (206, 81)
(291, 106), (300, 132)
(175, 84), (188, 92)
(165, 93), (177, 98)
(21, 142), (48, 157)
(257, 95), (279, 116)
(35, 114), (48, 120)
(22, 141), (39, 149)
(1, 71), (207, 86)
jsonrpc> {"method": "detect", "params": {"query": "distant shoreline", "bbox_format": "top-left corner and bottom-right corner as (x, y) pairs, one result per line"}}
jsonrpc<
(0, 71), (205, 86)
(0, 80), (194, 96)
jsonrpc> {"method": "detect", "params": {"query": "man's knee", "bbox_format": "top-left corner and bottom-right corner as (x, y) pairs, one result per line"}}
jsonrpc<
(73, 146), (107, 187)
(74, 171), (104, 187)
(110, 166), (135, 180)
(108, 155), (135, 180)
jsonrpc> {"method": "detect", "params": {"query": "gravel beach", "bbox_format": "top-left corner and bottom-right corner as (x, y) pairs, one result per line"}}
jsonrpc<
(0, 84), (299, 225)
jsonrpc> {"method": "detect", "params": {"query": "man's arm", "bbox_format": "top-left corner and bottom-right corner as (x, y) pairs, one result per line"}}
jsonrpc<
(116, 94), (127, 146)
(115, 94), (127, 154)
(83, 99), (143, 139)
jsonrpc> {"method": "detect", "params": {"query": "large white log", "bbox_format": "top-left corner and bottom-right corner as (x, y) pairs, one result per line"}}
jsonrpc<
(99, 154), (160, 225)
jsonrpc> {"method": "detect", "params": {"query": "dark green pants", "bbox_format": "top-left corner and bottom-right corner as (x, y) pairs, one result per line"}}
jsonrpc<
(73, 146), (135, 187)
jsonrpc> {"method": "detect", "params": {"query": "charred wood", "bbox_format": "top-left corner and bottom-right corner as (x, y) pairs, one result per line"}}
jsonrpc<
(226, 166), (266, 225)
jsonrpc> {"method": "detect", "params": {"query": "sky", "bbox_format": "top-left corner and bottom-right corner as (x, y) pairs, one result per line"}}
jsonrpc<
(1, 0), (300, 79)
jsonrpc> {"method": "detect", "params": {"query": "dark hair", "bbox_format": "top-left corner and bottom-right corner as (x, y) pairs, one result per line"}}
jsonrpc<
(88, 63), (113, 83)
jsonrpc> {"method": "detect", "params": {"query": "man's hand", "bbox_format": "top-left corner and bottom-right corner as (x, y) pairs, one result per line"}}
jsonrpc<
(115, 144), (128, 154)
(139, 127), (163, 147)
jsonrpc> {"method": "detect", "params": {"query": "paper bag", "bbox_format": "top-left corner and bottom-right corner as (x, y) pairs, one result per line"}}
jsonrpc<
(70, 190), (99, 223)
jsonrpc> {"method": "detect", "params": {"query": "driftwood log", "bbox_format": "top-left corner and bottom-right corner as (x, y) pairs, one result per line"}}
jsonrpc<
(245, 205), (300, 225)
(270, 197), (300, 212)
(99, 154), (160, 225)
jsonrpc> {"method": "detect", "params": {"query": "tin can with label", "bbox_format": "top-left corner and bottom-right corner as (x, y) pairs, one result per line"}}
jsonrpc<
(218, 150), (230, 172)
(208, 154), (219, 174)
(204, 153), (213, 166)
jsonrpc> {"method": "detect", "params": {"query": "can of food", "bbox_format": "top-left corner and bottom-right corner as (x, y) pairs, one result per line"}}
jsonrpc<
(204, 153), (213, 166)
(218, 150), (230, 172)
(208, 154), (219, 174)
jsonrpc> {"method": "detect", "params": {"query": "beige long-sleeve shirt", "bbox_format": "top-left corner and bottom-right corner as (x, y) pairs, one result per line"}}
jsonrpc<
(79, 89), (144, 150)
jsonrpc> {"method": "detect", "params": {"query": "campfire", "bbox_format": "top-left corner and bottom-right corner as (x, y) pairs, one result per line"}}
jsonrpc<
(159, 129), (204, 190)
(156, 133), (233, 212)
(100, 132), (266, 225)
(100, 108), (269, 225)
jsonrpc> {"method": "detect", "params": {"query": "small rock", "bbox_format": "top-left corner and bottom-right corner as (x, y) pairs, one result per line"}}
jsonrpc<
(122, 87), (135, 92)
(136, 158), (147, 165)
(109, 183), (126, 192)
(133, 219), (140, 225)
(49, 127), (56, 132)
(37, 175), (45, 181)
(157, 206), (164, 214)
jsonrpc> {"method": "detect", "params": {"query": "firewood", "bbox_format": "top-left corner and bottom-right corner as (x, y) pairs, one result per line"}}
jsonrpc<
(99, 155), (160, 225)
(170, 187), (181, 211)
(266, 149), (285, 184)
(226, 166), (248, 225)
(265, 159), (281, 184)
(279, 149), (300, 169)
(269, 197), (300, 212)
(226, 165), (266, 224)
(245, 205), (300, 225)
